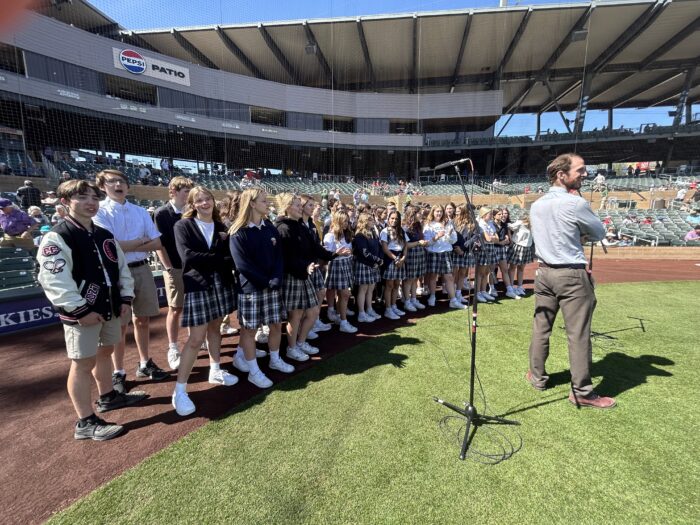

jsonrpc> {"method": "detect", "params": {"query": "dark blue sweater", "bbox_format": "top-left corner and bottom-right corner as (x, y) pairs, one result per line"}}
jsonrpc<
(229, 219), (283, 293)
(352, 233), (383, 267)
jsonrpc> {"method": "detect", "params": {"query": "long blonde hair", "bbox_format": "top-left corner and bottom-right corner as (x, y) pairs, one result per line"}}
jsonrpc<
(330, 210), (352, 242)
(355, 212), (374, 239)
(229, 187), (265, 235)
(277, 193), (299, 217)
(453, 203), (475, 234)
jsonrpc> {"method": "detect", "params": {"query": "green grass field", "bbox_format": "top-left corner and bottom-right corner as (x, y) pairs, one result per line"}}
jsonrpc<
(50, 281), (699, 524)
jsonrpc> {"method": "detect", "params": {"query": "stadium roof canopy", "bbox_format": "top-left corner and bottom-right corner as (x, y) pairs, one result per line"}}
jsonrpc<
(34, 0), (700, 114)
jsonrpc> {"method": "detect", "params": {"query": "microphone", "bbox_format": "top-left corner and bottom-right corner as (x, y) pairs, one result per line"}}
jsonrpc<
(434, 158), (470, 170)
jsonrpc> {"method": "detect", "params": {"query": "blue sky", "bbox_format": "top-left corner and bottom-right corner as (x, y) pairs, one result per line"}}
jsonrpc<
(89, 0), (693, 136)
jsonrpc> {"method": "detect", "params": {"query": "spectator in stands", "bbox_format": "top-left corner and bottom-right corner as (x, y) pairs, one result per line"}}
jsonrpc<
(0, 162), (12, 175)
(641, 216), (653, 225)
(27, 205), (50, 227)
(0, 197), (37, 251)
(33, 224), (51, 248)
(51, 204), (67, 225)
(684, 225), (700, 241)
(170, 186), (239, 416)
(60, 171), (71, 182)
(160, 158), (170, 174)
(94, 169), (168, 395)
(686, 209), (700, 225)
(138, 164), (151, 185)
(36, 180), (146, 441)
(42, 190), (59, 206)
(154, 176), (194, 371)
(675, 187), (687, 202)
(16, 180), (42, 209)
(602, 232), (619, 247)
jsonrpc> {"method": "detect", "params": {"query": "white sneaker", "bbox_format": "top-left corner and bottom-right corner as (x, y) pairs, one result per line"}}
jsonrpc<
(357, 312), (372, 323)
(339, 320), (358, 333)
(516, 286), (526, 296)
(460, 294), (470, 304)
(248, 369), (273, 389)
(488, 286), (498, 297)
(306, 330), (319, 340)
(427, 295), (436, 306)
(209, 368), (239, 386)
(403, 302), (417, 312)
(269, 357), (295, 373)
(232, 352), (250, 372)
(463, 278), (472, 290)
(392, 305), (406, 316)
(416, 286), (425, 296)
(314, 319), (332, 332)
(327, 310), (340, 324)
(220, 325), (238, 336)
(172, 391), (195, 416)
(167, 347), (180, 370)
(367, 309), (382, 320)
(506, 287), (522, 300)
(482, 291), (496, 301)
(255, 328), (268, 344)
(384, 309), (400, 320)
(255, 349), (267, 358)
(476, 292), (489, 303)
(298, 341), (320, 355)
(286, 345), (310, 362)
(411, 298), (426, 310)
(346, 308), (355, 316)
(449, 298), (467, 309)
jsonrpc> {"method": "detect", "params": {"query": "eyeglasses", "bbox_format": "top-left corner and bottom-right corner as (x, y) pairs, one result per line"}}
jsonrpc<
(104, 179), (126, 185)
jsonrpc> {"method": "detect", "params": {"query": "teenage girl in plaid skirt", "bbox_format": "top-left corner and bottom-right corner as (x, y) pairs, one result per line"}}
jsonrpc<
(401, 205), (428, 312)
(507, 214), (534, 296)
(323, 210), (357, 333)
(229, 188), (289, 390)
(380, 210), (409, 319)
(452, 203), (479, 306)
(352, 212), (384, 323)
(476, 207), (499, 303)
(171, 186), (238, 416)
(492, 208), (521, 300)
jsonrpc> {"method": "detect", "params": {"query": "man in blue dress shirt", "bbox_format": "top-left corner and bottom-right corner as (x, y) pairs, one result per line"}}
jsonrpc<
(527, 153), (615, 409)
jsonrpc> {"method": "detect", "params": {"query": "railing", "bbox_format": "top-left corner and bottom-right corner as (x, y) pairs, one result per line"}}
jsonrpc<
(619, 227), (659, 247)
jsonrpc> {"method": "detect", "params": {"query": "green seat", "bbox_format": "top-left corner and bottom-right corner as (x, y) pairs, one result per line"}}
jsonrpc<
(0, 247), (31, 258)
(0, 257), (35, 272)
(0, 270), (36, 289)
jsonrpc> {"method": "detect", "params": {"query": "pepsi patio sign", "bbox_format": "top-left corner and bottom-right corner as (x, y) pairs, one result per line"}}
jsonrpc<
(113, 48), (190, 86)
(119, 49), (146, 74)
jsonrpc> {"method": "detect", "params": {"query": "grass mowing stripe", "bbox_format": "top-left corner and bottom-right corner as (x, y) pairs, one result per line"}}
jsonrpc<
(49, 281), (700, 524)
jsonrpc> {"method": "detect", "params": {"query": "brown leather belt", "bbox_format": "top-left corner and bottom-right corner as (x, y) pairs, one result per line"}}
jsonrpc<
(538, 262), (586, 270)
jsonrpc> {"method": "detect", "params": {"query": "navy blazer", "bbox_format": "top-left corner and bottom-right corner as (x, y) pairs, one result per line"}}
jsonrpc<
(174, 217), (234, 293)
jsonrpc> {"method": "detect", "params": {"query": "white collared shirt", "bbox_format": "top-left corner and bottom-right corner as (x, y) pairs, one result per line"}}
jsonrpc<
(94, 197), (161, 264)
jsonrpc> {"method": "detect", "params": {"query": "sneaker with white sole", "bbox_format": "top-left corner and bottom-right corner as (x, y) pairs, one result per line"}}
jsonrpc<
(346, 308), (355, 316)
(255, 327), (269, 344)
(339, 320), (358, 333)
(460, 295), (470, 304)
(255, 349), (267, 358)
(482, 291), (496, 301)
(402, 302), (417, 312)
(506, 287), (521, 300)
(476, 292), (489, 303)
(248, 369), (273, 388)
(314, 319), (332, 332)
(449, 298), (467, 309)
(488, 286), (498, 297)
(516, 286), (526, 296)
(286, 345), (311, 362)
(208, 369), (239, 386)
(306, 330), (319, 340)
(411, 298), (426, 310)
(393, 305), (406, 316)
(327, 310), (340, 324)
(167, 348), (180, 370)
(220, 324), (239, 336)
(298, 341), (320, 355)
(232, 352), (250, 373)
(384, 309), (400, 320)
(74, 417), (124, 441)
(172, 391), (195, 416)
(427, 295), (436, 307)
(269, 357), (295, 373)
(367, 309), (382, 320)
(357, 312), (372, 323)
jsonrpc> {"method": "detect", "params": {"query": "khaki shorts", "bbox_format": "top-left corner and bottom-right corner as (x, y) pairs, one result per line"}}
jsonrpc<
(129, 263), (161, 318)
(162, 268), (185, 308)
(63, 316), (122, 359)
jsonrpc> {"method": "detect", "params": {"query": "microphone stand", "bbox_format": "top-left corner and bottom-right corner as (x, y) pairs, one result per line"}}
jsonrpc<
(433, 160), (519, 461)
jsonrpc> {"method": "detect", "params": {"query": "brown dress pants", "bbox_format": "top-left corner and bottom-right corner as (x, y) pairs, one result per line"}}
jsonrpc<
(528, 266), (596, 396)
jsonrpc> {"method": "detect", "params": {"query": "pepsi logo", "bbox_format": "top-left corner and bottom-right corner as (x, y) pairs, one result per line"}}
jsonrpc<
(119, 49), (146, 74)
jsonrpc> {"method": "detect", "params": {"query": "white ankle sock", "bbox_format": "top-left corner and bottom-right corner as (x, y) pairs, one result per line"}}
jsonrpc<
(246, 358), (260, 374)
(168, 342), (178, 350)
(114, 369), (126, 375)
(270, 350), (280, 361)
(210, 362), (220, 371)
(139, 361), (148, 368)
(175, 382), (187, 394)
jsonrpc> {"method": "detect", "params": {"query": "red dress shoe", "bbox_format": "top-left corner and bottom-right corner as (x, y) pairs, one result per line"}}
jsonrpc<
(569, 392), (616, 409)
(525, 370), (546, 391)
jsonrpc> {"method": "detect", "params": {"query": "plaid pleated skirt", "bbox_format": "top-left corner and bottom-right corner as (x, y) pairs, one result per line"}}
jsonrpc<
(493, 244), (509, 262)
(383, 258), (406, 281)
(325, 257), (354, 290)
(405, 246), (427, 278)
(452, 250), (476, 269)
(508, 244), (535, 265)
(181, 274), (236, 328)
(426, 250), (453, 275)
(237, 288), (283, 330)
(354, 261), (380, 285)
(282, 274), (320, 311)
(311, 265), (325, 291)
(477, 243), (499, 266)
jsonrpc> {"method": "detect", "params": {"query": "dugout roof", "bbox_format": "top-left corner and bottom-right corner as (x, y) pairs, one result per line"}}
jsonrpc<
(34, 0), (700, 114)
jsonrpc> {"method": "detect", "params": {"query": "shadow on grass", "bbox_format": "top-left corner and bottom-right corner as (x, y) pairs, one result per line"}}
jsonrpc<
(122, 333), (414, 431)
(546, 352), (674, 398)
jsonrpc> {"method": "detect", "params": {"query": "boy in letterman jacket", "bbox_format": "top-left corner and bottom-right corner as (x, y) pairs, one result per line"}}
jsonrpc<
(37, 181), (147, 442)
